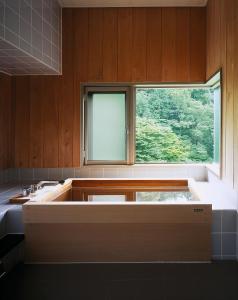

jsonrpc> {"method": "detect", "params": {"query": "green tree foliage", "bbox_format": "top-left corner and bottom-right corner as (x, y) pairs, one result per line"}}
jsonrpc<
(136, 117), (190, 162)
(136, 88), (214, 163)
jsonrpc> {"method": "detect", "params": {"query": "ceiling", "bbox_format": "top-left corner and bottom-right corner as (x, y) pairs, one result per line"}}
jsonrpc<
(60, 0), (208, 7)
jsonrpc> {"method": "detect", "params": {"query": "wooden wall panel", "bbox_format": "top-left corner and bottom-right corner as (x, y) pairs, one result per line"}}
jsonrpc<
(117, 8), (133, 82)
(190, 8), (206, 82)
(132, 8), (147, 82)
(206, 0), (238, 189)
(59, 9), (74, 167)
(42, 77), (59, 168)
(225, 1), (235, 185)
(73, 9), (88, 166)
(176, 8), (190, 82)
(102, 8), (118, 82)
(14, 77), (30, 167)
(29, 77), (44, 167)
(88, 8), (104, 82)
(233, 0), (238, 188)
(12, 7), (206, 168)
(0, 74), (13, 169)
(146, 8), (162, 82)
(161, 8), (177, 82)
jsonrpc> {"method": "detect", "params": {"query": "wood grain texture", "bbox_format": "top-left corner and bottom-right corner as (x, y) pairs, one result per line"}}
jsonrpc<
(59, 9), (74, 167)
(23, 203), (211, 224)
(117, 8), (133, 82)
(72, 178), (189, 188)
(102, 8), (118, 82)
(29, 77), (44, 167)
(25, 222), (211, 263)
(14, 77), (30, 167)
(72, 9), (88, 166)
(146, 8), (162, 82)
(12, 7), (206, 168)
(24, 201), (211, 263)
(88, 8), (104, 82)
(24, 202), (211, 262)
(161, 8), (177, 82)
(176, 8), (190, 81)
(132, 8), (147, 82)
(190, 8), (206, 82)
(42, 77), (59, 167)
(0, 73), (13, 169)
(233, 0), (238, 189)
(206, 0), (238, 188)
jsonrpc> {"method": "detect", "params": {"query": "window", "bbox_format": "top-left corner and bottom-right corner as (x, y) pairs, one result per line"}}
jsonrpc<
(82, 71), (221, 166)
(83, 87), (133, 165)
(136, 87), (215, 163)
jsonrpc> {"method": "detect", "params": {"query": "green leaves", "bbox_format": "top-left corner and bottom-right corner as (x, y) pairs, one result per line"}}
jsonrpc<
(136, 88), (214, 163)
(136, 117), (190, 162)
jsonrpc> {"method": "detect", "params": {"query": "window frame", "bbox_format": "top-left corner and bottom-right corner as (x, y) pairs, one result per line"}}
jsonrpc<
(82, 86), (135, 166)
(81, 70), (222, 169)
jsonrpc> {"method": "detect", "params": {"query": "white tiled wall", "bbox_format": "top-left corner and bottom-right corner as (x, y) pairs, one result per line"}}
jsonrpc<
(7, 165), (208, 183)
(0, 0), (62, 75)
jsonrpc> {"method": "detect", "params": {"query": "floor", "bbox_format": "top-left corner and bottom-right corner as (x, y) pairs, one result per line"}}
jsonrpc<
(1, 262), (238, 300)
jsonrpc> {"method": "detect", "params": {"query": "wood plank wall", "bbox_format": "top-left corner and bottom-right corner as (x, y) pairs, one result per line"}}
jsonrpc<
(0, 74), (13, 169)
(206, 0), (238, 188)
(13, 7), (206, 168)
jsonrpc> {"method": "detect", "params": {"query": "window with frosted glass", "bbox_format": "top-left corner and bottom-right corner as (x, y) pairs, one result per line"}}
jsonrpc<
(86, 92), (127, 162)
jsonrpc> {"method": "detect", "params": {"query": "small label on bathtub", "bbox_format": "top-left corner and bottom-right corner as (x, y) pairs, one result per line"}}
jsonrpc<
(193, 208), (204, 213)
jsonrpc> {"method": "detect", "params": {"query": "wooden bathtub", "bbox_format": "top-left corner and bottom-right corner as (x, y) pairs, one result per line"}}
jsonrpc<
(23, 179), (212, 263)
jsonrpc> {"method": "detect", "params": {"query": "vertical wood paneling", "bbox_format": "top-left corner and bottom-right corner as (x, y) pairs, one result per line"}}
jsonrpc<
(225, 1), (235, 184)
(176, 8), (190, 82)
(190, 8), (206, 82)
(29, 77), (43, 167)
(88, 8), (104, 82)
(219, 0), (227, 180)
(161, 8), (177, 82)
(73, 9), (89, 83)
(102, 8), (118, 82)
(42, 77), (59, 168)
(207, 0), (238, 188)
(206, 0), (214, 78)
(146, 8), (162, 82)
(59, 9), (74, 167)
(11, 7), (207, 168)
(0, 74), (12, 169)
(73, 9), (89, 166)
(233, 0), (238, 189)
(132, 8), (147, 82)
(117, 8), (133, 82)
(14, 77), (30, 167)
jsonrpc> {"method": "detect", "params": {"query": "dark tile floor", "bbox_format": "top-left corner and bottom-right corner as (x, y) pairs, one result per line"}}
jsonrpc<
(1, 262), (238, 300)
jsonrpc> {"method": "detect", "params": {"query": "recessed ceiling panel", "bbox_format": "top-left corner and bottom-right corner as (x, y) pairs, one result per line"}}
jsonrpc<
(60, 0), (208, 7)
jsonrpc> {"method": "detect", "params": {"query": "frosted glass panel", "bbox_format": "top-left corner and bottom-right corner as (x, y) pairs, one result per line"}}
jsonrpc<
(88, 93), (126, 161)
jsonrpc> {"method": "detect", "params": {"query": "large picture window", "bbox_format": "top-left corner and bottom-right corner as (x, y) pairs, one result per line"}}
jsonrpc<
(82, 71), (221, 167)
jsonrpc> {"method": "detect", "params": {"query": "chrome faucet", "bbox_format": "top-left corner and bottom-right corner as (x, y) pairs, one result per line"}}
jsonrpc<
(22, 184), (40, 196)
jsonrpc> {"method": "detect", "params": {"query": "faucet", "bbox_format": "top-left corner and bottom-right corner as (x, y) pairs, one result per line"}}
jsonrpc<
(22, 184), (40, 197)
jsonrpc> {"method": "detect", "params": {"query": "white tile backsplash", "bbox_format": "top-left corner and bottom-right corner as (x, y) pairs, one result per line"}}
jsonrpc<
(6, 165), (209, 182)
